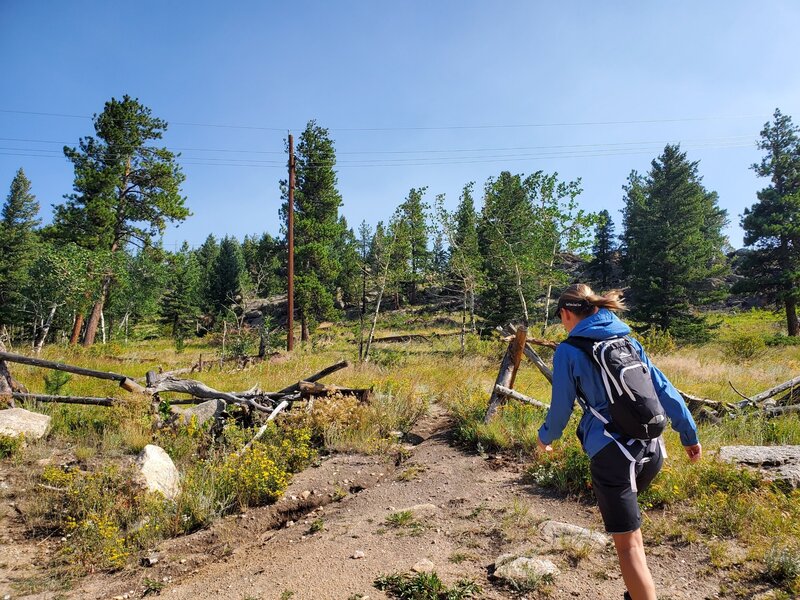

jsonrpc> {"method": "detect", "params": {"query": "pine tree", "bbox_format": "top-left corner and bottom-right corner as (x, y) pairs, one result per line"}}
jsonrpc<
(210, 236), (246, 316)
(623, 145), (729, 340)
(52, 95), (188, 345)
(395, 187), (430, 303)
(452, 183), (482, 330)
(195, 234), (220, 315)
(737, 109), (800, 336)
(591, 209), (616, 287)
(160, 242), (201, 348)
(0, 168), (40, 330)
(281, 121), (347, 340)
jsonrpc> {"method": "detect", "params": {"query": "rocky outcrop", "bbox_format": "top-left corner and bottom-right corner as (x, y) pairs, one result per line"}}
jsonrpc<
(718, 445), (800, 488)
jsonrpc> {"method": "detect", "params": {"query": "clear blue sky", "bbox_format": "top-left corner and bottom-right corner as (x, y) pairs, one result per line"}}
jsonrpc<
(2, 1), (799, 250)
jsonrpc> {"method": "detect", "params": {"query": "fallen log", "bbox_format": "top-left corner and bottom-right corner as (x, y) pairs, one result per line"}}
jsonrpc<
(484, 327), (528, 423)
(371, 334), (431, 343)
(276, 360), (350, 395)
(0, 351), (145, 393)
(297, 381), (372, 402)
(494, 384), (549, 409)
(11, 392), (115, 407)
(749, 375), (800, 405)
(145, 375), (272, 413)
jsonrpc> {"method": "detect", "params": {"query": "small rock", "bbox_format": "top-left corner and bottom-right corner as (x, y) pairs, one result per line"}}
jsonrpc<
(140, 554), (159, 567)
(352, 550), (365, 559)
(539, 520), (610, 548)
(285, 520), (294, 528)
(494, 556), (560, 585)
(411, 559), (435, 572)
(301, 490), (311, 500)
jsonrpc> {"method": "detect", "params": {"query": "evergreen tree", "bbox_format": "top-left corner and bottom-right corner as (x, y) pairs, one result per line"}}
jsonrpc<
(591, 209), (616, 287)
(452, 183), (482, 329)
(0, 168), (40, 330)
(394, 187), (430, 303)
(281, 120), (347, 340)
(737, 109), (800, 336)
(52, 95), (189, 345)
(622, 145), (728, 340)
(210, 236), (246, 316)
(160, 242), (201, 347)
(195, 234), (220, 315)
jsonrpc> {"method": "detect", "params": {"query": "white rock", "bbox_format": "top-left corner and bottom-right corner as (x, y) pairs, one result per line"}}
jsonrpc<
(352, 550), (365, 559)
(300, 490), (311, 500)
(136, 445), (180, 500)
(0, 407), (51, 440)
(494, 556), (560, 585)
(411, 559), (435, 572)
(539, 520), (610, 548)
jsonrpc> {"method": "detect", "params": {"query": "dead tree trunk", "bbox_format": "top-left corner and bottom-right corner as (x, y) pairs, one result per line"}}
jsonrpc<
(69, 313), (84, 345)
(34, 302), (59, 355)
(484, 327), (528, 423)
(83, 275), (112, 346)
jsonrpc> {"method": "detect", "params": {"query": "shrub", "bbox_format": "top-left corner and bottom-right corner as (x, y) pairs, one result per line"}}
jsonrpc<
(527, 441), (592, 499)
(765, 544), (800, 586)
(0, 433), (24, 459)
(724, 333), (767, 361)
(374, 571), (480, 600)
(631, 326), (677, 355)
(218, 443), (291, 508)
(31, 465), (151, 573)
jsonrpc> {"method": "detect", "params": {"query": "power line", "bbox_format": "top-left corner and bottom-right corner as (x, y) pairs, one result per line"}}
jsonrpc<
(0, 107), (769, 132)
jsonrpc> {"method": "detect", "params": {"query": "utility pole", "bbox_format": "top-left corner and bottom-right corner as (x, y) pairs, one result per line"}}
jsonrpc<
(287, 133), (295, 351)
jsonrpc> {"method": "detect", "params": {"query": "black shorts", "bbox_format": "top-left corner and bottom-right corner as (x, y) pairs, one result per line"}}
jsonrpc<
(589, 438), (664, 534)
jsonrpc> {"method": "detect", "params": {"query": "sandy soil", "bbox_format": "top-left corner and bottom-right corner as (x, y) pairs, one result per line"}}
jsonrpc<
(1, 405), (761, 600)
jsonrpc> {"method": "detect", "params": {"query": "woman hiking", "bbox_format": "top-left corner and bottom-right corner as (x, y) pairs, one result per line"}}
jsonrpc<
(537, 284), (702, 600)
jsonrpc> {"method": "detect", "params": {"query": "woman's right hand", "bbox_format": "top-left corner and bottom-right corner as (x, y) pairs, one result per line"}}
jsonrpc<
(684, 443), (702, 463)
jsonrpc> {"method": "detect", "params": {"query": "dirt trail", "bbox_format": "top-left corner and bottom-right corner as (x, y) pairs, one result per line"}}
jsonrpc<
(14, 404), (724, 600)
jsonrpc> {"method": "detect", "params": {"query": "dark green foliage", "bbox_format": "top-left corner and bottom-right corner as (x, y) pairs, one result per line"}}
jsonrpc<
(241, 232), (284, 298)
(0, 168), (40, 328)
(209, 236), (246, 316)
(477, 171), (540, 325)
(393, 187), (431, 304)
(374, 571), (481, 600)
(621, 145), (729, 341)
(477, 170), (591, 327)
(159, 242), (201, 347)
(54, 95), (189, 251)
(195, 234), (220, 315)
(738, 109), (800, 336)
(591, 209), (616, 287)
(281, 121), (350, 333)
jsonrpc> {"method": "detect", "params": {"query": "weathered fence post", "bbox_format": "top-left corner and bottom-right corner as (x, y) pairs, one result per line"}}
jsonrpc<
(484, 326), (527, 423)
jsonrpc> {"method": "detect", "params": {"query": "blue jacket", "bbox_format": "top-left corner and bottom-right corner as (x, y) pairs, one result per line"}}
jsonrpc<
(537, 309), (700, 458)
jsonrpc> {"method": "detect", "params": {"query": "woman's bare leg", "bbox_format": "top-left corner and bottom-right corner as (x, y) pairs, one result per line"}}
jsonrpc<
(613, 529), (656, 600)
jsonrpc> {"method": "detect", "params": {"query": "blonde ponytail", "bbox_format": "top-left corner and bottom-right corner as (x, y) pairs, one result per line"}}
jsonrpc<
(557, 284), (626, 316)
